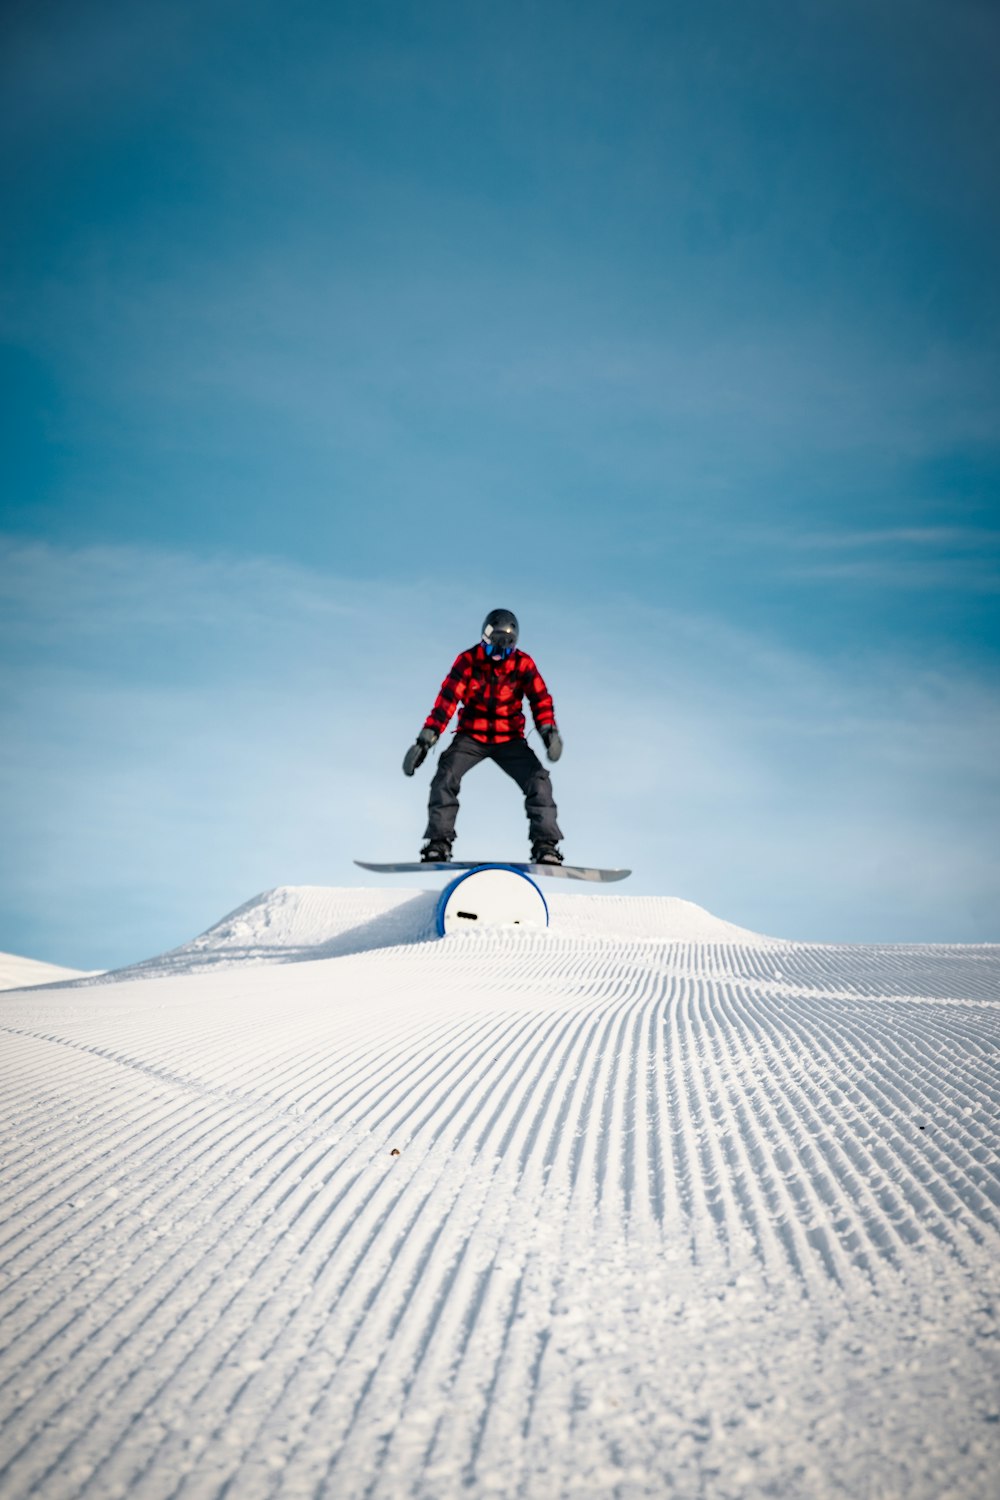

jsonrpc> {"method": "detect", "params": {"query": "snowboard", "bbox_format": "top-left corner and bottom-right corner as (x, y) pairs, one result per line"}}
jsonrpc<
(354, 860), (631, 883)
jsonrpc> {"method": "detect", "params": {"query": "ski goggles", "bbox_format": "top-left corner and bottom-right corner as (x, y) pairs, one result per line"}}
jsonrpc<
(482, 636), (515, 658)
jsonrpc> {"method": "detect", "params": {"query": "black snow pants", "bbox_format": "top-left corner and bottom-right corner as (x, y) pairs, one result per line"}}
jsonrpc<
(424, 733), (563, 846)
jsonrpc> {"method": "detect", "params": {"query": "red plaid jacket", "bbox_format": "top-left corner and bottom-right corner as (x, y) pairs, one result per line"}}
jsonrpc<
(424, 645), (557, 744)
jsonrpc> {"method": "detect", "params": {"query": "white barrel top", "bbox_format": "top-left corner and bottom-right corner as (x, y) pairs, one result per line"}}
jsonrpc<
(436, 865), (549, 935)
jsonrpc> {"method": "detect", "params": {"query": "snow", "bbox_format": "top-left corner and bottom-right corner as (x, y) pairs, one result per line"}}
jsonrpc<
(74, 883), (783, 983)
(1, 884), (998, 1499)
(0, 951), (93, 991)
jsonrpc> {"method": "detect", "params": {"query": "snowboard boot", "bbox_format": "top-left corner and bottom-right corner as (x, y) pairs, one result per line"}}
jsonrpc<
(531, 842), (563, 866)
(420, 839), (453, 864)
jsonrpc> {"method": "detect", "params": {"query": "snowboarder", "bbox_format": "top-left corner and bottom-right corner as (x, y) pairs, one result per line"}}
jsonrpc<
(402, 609), (565, 865)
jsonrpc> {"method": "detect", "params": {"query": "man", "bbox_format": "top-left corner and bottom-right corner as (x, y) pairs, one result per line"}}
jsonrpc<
(403, 608), (564, 864)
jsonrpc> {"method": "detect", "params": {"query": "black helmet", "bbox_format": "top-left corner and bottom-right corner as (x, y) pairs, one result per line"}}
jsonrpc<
(481, 608), (519, 658)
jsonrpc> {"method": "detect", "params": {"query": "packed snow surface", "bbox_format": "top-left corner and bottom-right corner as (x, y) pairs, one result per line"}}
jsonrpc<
(1, 884), (998, 1499)
(0, 951), (92, 992)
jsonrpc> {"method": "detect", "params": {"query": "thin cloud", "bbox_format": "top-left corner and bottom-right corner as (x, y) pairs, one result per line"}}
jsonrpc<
(785, 558), (1000, 591)
(0, 535), (362, 643)
(751, 524), (1000, 591)
(786, 527), (1000, 550)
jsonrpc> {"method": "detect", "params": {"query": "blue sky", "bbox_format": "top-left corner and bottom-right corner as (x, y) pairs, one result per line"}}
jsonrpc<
(2, 0), (998, 965)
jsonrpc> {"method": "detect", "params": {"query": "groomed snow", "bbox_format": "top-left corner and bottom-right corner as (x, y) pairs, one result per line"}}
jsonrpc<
(1, 884), (997, 1499)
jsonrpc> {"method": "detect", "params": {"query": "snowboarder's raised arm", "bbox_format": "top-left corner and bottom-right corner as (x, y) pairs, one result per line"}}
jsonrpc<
(424, 651), (472, 737)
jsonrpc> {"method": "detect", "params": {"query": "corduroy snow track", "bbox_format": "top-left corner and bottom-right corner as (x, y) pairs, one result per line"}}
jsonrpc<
(0, 886), (997, 1499)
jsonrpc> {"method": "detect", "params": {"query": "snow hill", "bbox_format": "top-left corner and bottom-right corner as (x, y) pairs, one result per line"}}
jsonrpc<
(84, 883), (781, 982)
(0, 951), (93, 991)
(1, 884), (998, 1499)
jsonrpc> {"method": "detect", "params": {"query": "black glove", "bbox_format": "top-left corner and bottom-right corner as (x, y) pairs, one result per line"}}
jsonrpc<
(541, 725), (563, 762)
(403, 725), (439, 777)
